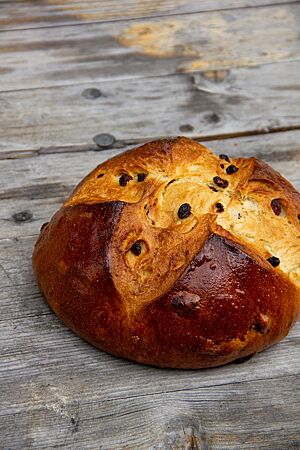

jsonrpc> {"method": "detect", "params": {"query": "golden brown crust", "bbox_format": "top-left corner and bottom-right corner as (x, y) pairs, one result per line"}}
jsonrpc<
(33, 137), (300, 368)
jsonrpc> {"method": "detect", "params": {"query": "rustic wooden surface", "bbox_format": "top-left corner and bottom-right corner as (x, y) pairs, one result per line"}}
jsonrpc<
(0, 1), (299, 449)
(2, 3), (300, 91)
(0, 1), (297, 31)
(1, 60), (300, 154)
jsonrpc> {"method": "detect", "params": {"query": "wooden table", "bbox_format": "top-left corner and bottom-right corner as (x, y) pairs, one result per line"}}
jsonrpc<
(0, 1), (299, 449)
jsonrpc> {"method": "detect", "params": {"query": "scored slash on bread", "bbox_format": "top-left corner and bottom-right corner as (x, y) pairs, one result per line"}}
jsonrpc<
(33, 137), (300, 368)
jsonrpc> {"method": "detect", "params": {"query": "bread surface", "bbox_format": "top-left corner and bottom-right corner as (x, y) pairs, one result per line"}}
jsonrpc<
(32, 137), (300, 368)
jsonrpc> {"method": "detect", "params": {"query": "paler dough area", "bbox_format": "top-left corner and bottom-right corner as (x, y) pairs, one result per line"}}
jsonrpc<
(33, 137), (300, 368)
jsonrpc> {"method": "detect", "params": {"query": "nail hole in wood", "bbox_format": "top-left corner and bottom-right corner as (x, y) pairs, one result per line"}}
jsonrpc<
(12, 211), (33, 223)
(82, 88), (102, 99)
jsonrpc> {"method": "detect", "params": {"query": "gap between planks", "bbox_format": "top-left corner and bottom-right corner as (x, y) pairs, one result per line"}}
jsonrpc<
(2, 126), (300, 161)
(0, 1), (298, 32)
(1, 3), (300, 91)
(0, 54), (299, 96)
(1, 60), (300, 154)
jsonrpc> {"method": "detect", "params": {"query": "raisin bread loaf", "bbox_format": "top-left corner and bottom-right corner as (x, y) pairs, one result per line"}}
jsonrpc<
(33, 137), (300, 368)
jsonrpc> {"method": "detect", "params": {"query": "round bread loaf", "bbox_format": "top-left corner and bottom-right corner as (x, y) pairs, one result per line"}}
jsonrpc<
(32, 137), (300, 368)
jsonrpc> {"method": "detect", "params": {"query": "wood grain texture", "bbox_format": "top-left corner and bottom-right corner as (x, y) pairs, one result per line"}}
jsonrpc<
(1, 60), (300, 153)
(1, 0), (300, 446)
(0, 368), (300, 449)
(1, 3), (300, 92)
(0, 0), (296, 31)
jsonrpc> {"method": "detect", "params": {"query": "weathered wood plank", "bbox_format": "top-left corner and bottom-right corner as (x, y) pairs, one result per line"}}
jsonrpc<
(1, 60), (300, 153)
(0, 0), (296, 31)
(0, 130), (299, 241)
(1, 3), (300, 91)
(0, 374), (299, 449)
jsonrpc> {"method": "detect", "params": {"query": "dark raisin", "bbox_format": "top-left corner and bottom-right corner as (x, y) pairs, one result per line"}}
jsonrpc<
(209, 185), (218, 192)
(172, 296), (185, 309)
(137, 173), (148, 182)
(220, 163), (224, 169)
(171, 292), (201, 317)
(267, 256), (280, 267)
(119, 173), (133, 186)
(226, 165), (239, 175)
(178, 203), (191, 219)
(271, 199), (281, 216)
(215, 202), (224, 213)
(97, 173), (104, 178)
(130, 240), (142, 256)
(219, 154), (230, 162)
(298, 214), (300, 222)
(213, 176), (229, 189)
(253, 321), (267, 334)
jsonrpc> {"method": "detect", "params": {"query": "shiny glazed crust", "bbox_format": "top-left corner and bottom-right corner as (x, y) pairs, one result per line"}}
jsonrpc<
(32, 137), (300, 368)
